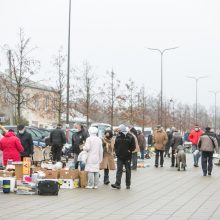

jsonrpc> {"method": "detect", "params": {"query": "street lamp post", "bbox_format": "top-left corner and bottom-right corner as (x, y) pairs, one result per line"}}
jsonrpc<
(66, 0), (71, 125)
(209, 91), (220, 132)
(147, 47), (178, 126)
(186, 76), (207, 125)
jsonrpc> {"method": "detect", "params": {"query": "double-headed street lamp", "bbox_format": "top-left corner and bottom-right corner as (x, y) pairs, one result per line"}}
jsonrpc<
(209, 90), (220, 132)
(186, 76), (207, 125)
(147, 47), (178, 126)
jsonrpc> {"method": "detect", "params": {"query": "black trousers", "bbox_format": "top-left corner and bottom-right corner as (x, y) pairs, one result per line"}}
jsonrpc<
(155, 150), (164, 166)
(116, 158), (131, 187)
(51, 144), (62, 161)
(171, 149), (176, 166)
(104, 169), (109, 182)
(201, 151), (213, 174)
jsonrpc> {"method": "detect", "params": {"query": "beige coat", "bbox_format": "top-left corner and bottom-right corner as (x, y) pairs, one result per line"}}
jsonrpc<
(100, 137), (115, 170)
(153, 129), (168, 151)
(130, 133), (140, 153)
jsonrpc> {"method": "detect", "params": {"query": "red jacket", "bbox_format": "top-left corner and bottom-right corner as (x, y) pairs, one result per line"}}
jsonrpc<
(188, 129), (203, 145)
(0, 131), (24, 165)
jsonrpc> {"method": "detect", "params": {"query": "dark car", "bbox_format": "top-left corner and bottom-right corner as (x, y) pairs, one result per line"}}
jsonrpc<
(0, 125), (46, 147)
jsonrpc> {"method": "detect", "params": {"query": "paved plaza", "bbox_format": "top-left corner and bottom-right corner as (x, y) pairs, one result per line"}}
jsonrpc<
(1, 155), (220, 220)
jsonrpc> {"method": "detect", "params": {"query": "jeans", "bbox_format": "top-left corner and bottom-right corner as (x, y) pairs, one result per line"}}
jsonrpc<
(201, 151), (213, 175)
(73, 153), (79, 169)
(155, 150), (164, 166)
(140, 149), (145, 160)
(79, 161), (86, 171)
(116, 158), (131, 187)
(192, 144), (201, 165)
(51, 144), (62, 161)
(131, 152), (138, 169)
(88, 172), (99, 187)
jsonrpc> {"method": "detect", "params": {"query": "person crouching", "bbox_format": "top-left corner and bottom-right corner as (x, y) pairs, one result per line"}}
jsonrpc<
(176, 145), (186, 171)
(84, 127), (103, 189)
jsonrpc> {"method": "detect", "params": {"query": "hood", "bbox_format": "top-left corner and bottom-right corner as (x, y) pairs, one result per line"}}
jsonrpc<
(5, 131), (15, 138)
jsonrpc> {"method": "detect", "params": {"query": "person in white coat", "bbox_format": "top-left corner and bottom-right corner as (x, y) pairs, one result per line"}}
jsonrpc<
(84, 127), (103, 189)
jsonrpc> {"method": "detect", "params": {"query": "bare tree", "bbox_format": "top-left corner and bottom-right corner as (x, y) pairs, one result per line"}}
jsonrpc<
(2, 28), (40, 124)
(52, 47), (66, 123)
(103, 70), (121, 128)
(74, 62), (97, 127)
(124, 79), (137, 124)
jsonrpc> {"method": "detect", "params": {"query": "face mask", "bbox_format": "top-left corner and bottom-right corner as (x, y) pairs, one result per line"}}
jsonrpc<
(75, 129), (79, 132)
(195, 128), (199, 131)
(19, 130), (25, 134)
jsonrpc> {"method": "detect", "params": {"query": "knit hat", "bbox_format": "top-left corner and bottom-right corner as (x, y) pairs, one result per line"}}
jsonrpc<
(119, 124), (127, 133)
(88, 126), (98, 135)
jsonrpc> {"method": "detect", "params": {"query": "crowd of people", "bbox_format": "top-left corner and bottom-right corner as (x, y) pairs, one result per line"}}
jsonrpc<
(0, 122), (219, 189)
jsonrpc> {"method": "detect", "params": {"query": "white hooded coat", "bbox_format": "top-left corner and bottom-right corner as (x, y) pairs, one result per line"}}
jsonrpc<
(84, 128), (103, 172)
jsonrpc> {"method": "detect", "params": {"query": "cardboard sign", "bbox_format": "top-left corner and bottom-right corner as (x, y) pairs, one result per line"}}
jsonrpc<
(23, 157), (31, 176)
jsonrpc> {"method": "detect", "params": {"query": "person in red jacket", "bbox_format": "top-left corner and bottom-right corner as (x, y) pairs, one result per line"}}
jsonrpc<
(188, 125), (203, 167)
(0, 130), (24, 166)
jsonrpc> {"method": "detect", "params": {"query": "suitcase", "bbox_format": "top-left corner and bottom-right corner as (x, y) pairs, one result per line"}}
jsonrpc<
(38, 180), (59, 195)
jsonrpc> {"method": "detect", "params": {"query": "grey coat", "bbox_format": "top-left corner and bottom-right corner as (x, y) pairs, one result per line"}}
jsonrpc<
(171, 132), (183, 150)
(198, 132), (218, 152)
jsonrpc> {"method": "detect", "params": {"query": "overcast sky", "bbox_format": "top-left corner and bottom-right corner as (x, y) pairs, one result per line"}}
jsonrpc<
(1, 0), (220, 109)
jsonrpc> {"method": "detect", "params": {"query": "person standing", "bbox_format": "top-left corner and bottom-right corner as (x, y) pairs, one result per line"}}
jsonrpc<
(198, 127), (218, 176)
(84, 127), (103, 189)
(170, 130), (183, 167)
(111, 124), (135, 189)
(153, 125), (168, 168)
(72, 123), (89, 169)
(129, 126), (139, 170)
(49, 124), (66, 161)
(188, 125), (203, 167)
(100, 130), (115, 185)
(0, 129), (24, 166)
(17, 125), (33, 161)
(137, 130), (146, 160)
(164, 128), (173, 158)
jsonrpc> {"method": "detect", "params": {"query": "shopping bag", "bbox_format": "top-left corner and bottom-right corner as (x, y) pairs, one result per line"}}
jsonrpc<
(79, 171), (88, 188)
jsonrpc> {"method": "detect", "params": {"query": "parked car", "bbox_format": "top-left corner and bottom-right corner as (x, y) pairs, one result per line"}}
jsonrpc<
(0, 125), (46, 147)
(91, 123), (111, 138)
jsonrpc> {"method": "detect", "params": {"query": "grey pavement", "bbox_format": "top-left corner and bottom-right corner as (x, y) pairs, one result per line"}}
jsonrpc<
(0, 154), (220, 220)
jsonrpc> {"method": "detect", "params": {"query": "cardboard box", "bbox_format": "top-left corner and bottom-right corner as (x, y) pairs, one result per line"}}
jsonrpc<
(31, 167), (47, 174)
(0, 170), (15, 178)
(44, 170), (59, 179)
(59, 170), (79, 180)
(15, 164), (23, 180)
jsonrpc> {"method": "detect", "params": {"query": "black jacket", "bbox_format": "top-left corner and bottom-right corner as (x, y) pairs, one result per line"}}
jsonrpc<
(50, 128), (66, 146)
(114, 132), (136, 160)
(72, 128), (89, 154)
(17, 131), (33, 157)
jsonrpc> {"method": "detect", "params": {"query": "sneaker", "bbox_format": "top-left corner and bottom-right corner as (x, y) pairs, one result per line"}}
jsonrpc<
(208, 173), (211, 176)
(155, 165), (158, 168)
(85, 186), (94, 189)
(160, 165), (163, 167)
(126, 186), (130, 189)
(93, 186), (98, 189)
(170, 165), (174, 167)
(203, 172), (207, 176)
(111, 184), (121, 189)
